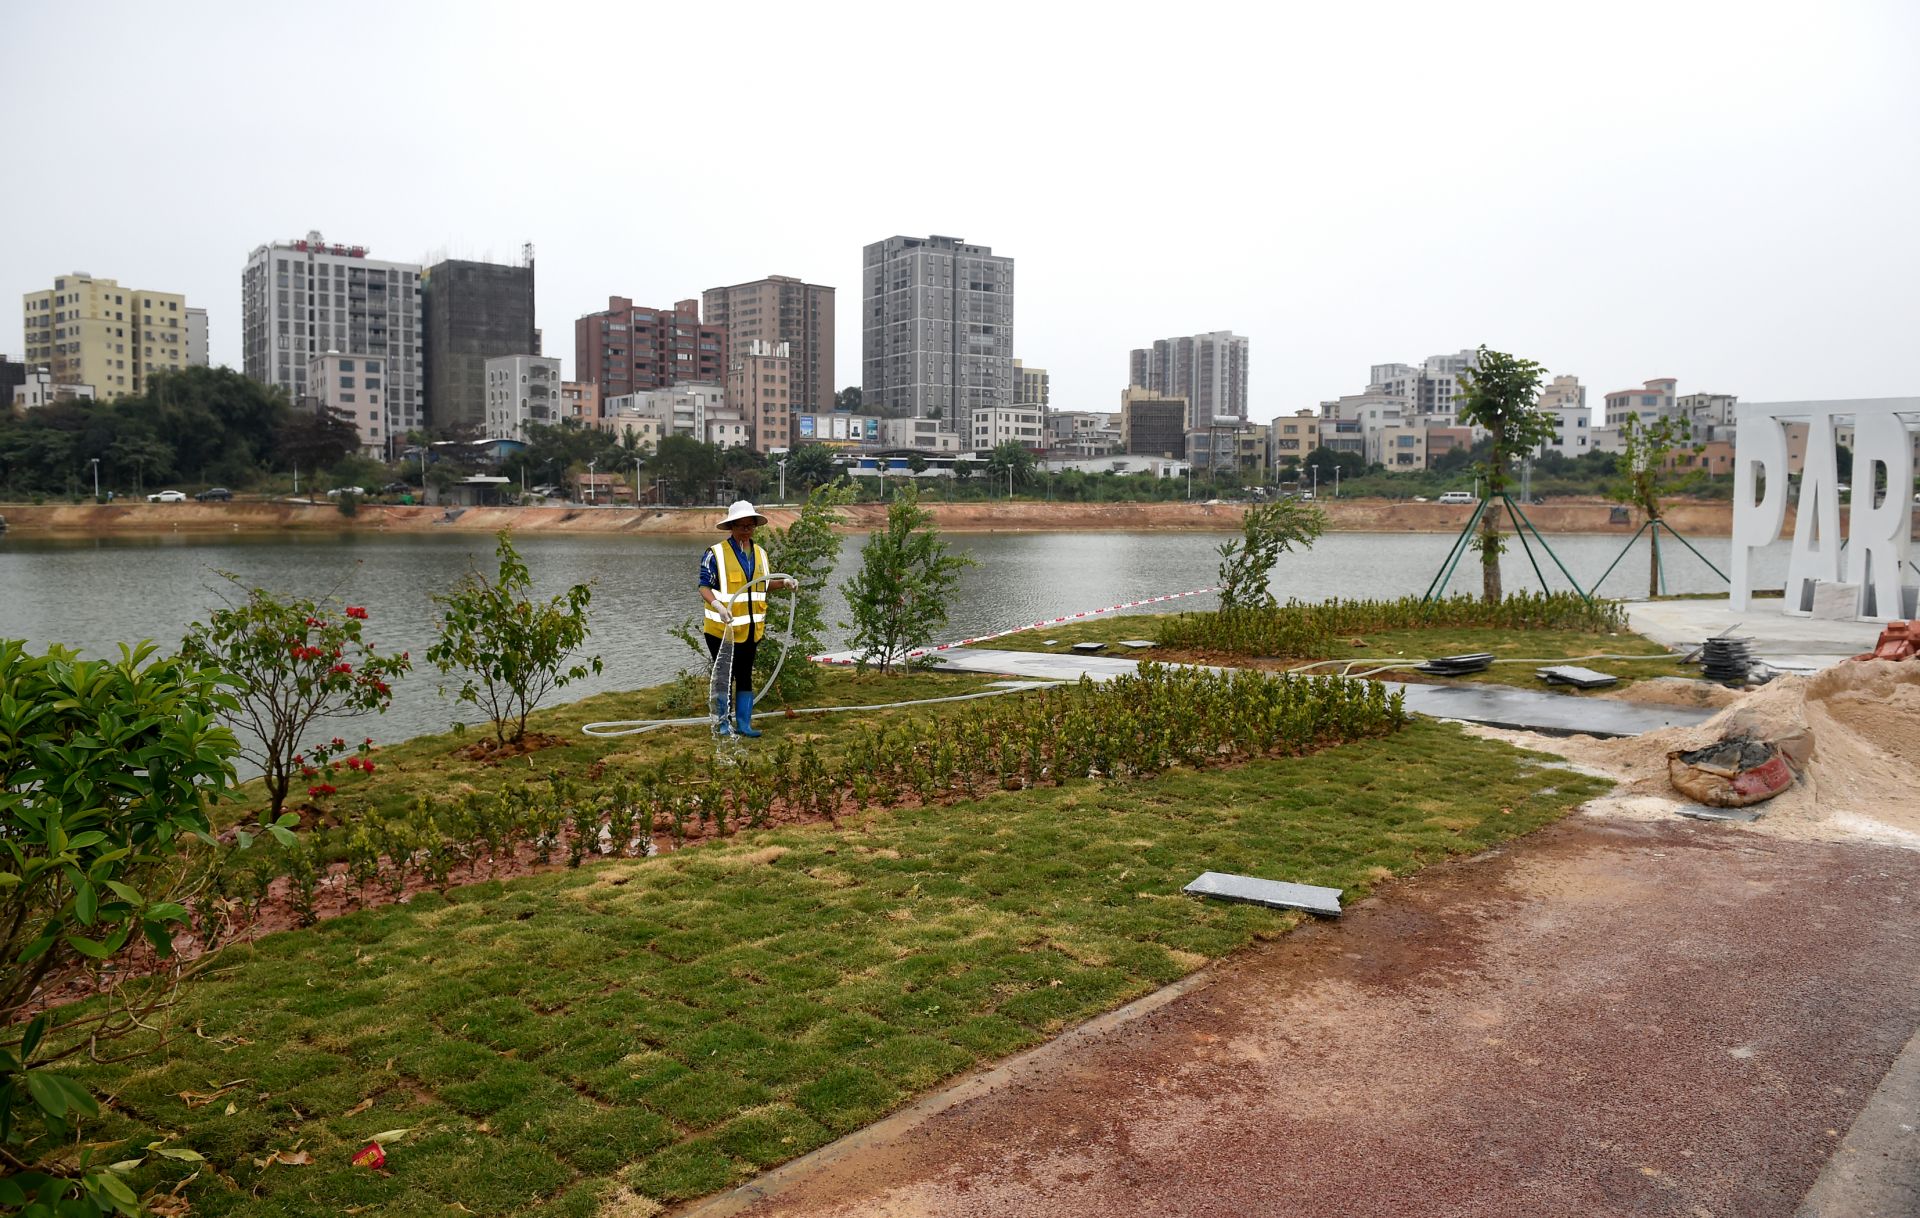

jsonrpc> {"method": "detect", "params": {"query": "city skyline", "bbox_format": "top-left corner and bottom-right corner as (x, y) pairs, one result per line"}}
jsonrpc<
(3, 2), (1915, 422)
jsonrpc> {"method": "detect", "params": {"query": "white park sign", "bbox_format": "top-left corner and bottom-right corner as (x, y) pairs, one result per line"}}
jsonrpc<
(1731, 397), (1919, 619)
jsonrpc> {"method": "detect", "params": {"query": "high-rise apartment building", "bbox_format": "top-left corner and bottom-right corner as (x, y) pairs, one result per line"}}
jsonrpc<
(242, 232), (424, 433)
(575, 298), (725, 401)
(1367, 349), (1480, 424)
(423, 256), (538, 434)
(861, 235), (1014, 437)
(185, 307), (209, 367)
(728, 339), (793, 453)
(484, 355), (562, 440)
(702, 276), (835, 414)
(22, 272), (196, 397)
(1604, 377), (1678, 427)
(1127, 331), (1249, 431)
(1012, 359), (1049, 411)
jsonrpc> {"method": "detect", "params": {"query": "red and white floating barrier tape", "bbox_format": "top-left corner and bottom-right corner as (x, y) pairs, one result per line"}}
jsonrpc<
(811, 585), (1223, 665)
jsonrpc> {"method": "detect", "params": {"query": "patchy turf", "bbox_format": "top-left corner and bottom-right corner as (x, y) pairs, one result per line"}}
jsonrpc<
(64, 714), (1609, 1216)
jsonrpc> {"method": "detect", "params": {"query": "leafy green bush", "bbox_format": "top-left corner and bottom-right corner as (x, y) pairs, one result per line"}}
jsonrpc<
(1158, 593), (1624, 657)
(428, 531), (602, 744)
(0, 639), (281, 1216)
(843, 488), (973, 672)
(1217, 499), (1325, 610)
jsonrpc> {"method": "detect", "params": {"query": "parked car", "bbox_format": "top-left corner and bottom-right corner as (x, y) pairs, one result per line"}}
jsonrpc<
(1437, 491), (1476, 505)
(379, 481), (413, 495)
(195, 487), (233, 502)
(147, 490), (187, 503)
(326, 486), (365, 498)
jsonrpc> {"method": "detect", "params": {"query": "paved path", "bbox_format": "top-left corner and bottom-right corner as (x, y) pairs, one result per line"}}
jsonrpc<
(688, 814), (1920, 1218)
(909, 648), (1715, 738)
(1623, 599), (1886, 674)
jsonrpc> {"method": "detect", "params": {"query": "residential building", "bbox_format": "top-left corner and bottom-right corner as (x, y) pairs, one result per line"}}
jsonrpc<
(306, 352), (388, 456)
(1676, 392), (1738, 436)
(424, 256), (539, 434)
(560, 380), (600, 426)
(728, 339), (794, 454)
(1316, 417), (1365, 459)
(1371, 423), (1428, 469)
(1119, 387), (1187, 458)
(1425, 426), (1477, 465)
(1604, 377), (1677, 427)
(1047, 410), (1121, 458)
(1128, 331), (1250, 431)
(23, 272), (196, 397)
(242, 233), (424, 433)
(793, 413), (881, 448)
(600, 410), (663, 450)
(1366, 349), (1480, 424)
(971, 405), (1045, 452)
(576, 298), (726, 402)
(706, 409), (752, 450)
(861, 234), (1014, 436)
(12, 367), (95, 412)
(880, 417), (962, 452)
(1268, 411), (1318, 469)
(1012, 359), (1050, 410)
(1534, 374), (1590, 457)
(185, 308), (209, 367)
(483, 355), (561, 440)
(1187, 421), (1245, 471)
(573, 472), (633, 505)
(1237, 422), (1271, 478)
(702, 275), (835, 414)
(603, 381), (725, 440)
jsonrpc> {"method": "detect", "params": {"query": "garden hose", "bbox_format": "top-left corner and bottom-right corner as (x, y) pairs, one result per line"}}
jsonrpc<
(1286, 652), (1687, 681)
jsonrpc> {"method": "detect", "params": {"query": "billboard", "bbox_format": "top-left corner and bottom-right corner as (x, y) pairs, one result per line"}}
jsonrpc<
(799, 416), (815, 438)
(865, 417), (879, 441)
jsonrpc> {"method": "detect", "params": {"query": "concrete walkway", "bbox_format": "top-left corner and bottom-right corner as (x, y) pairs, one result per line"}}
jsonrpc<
(686, 814), (1920, 1218)
(1623, 598), (1886, 674)
(911, 647), (1715, 738)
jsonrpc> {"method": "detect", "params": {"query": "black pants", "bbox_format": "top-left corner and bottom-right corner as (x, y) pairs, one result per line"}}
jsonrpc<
(705, 631), (757, 699)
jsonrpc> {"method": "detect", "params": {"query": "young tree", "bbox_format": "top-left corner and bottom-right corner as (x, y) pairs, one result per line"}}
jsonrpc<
(1217, 499), (1327, 610)
(182, 579), (411, 816)
(786, 443), (840, 494)
(985, 441), (1036, 493)
(1612, 412), (1707, 596)
(843, 487), (974, 672)
(2, 640), (288, 1215)
(428, 531), (602, 744)
(762, 482), (854, 703)
(1455, 346), (1556, 602)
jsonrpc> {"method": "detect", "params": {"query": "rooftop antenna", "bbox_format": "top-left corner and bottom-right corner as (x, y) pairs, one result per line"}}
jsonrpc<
(522, 242), (534, 267)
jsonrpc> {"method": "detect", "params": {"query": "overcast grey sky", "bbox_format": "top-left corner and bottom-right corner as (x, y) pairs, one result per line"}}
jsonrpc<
(5, 0), (1916, 421)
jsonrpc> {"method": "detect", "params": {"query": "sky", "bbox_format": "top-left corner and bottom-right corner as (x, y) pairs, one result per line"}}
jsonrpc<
(4, 0), (1917, 424)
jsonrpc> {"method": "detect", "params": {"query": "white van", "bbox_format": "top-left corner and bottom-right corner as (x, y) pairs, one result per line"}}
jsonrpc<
(1436, 491), (1476, 505)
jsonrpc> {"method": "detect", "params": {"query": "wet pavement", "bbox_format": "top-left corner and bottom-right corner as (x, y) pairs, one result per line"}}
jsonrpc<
(686, 816), (1920, 1218)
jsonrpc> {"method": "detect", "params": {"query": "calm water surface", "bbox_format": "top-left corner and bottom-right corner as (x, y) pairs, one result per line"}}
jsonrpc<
(0, 528), (1791, 745)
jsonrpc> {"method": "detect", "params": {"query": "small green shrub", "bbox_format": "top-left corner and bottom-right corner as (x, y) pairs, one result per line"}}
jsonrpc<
(1157, 592), (1623, 657)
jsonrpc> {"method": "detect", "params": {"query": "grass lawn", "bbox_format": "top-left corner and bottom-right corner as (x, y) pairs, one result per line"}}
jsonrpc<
(980, 612), (1691, 693)
(69, 706), (1610, 1216)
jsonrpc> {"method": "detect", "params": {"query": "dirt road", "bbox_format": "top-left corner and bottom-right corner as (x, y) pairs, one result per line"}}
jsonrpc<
(691, 814), (1920, 1217)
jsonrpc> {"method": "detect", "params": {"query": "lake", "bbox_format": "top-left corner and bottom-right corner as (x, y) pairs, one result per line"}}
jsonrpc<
(0, 528), (1788, 744)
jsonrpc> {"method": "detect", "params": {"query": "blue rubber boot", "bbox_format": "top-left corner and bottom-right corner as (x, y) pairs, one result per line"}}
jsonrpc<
(735, 691), (762, 738)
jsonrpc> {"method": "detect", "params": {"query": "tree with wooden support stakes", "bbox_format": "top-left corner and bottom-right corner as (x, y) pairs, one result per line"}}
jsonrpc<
(1455, 346), (1559, 602)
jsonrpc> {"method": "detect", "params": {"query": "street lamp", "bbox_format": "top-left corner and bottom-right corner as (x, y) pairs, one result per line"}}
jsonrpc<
(632, 456), (642, 508)
(1310, 464), (1320, 500)
(1334, 465), (1341, 499)
(89, 458), (99, 501)
(587, 457), (597, 505)
(776, 457), (789, 503)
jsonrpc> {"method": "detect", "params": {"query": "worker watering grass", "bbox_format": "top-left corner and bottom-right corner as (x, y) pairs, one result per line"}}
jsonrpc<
(699, 500), (797, 737)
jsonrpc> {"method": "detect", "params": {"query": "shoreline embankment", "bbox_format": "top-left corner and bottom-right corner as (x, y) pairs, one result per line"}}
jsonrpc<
(0, 498), (1744, 538)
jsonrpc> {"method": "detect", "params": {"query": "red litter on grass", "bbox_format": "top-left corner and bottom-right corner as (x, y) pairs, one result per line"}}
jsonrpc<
(351, 1142), (386, 1170)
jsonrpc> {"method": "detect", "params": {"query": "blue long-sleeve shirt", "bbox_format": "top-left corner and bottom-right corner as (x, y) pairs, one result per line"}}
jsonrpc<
(698, 539), (756, 591)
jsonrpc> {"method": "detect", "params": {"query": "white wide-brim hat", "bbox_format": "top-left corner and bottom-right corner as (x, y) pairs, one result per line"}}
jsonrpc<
(717, 500), (769, 529)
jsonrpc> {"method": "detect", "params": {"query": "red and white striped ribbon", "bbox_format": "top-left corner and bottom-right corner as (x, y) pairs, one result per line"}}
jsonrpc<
(811, 585), (1223, 665)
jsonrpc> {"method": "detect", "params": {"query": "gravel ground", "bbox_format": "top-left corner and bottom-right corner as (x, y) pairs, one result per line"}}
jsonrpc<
(686, 813), (1920, 1218)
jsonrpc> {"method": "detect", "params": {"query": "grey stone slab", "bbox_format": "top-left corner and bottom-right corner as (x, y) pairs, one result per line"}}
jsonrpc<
(1117, 640), (1159, 649)
(1071, 641), (1109, 653)
(1383, 680), (1714, 738)
(1809, 582), (1861, 621)
(1676, 804), (1764, 824)
(1184, 871), (1343, 917)
(1536, 665), (1620, 689)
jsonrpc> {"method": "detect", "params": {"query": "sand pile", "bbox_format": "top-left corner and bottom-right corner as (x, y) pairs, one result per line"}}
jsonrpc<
(1518, 660), (1920, 847)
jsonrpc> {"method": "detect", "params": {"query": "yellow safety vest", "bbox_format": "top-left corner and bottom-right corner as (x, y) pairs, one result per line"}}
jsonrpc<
(703, 540), (768, 643)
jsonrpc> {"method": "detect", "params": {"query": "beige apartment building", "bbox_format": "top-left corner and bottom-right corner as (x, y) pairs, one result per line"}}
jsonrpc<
(728, 339), (793, 453)
(560, 380), (600, 426)
(306, 352), (388, 456)
(702, 276), (835, 414)
(22, 272), (195, 397)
